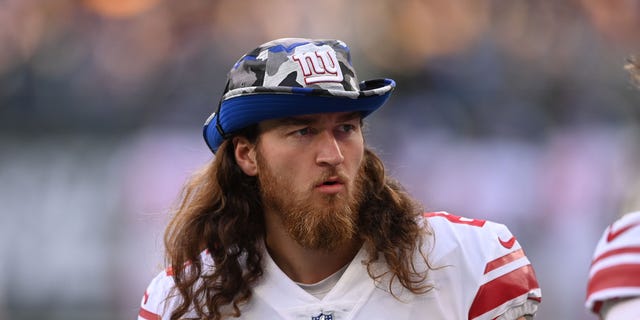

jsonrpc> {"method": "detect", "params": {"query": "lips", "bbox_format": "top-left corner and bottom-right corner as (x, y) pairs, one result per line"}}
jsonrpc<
(315, 176), (346, 193)
(316, 176), (343, 186)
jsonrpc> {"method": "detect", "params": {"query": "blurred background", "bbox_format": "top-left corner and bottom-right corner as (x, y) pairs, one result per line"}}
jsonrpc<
(1, 0), (639, 319)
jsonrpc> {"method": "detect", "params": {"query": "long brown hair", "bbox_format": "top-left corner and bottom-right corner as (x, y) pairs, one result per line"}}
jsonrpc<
(164, 129), (429, 320)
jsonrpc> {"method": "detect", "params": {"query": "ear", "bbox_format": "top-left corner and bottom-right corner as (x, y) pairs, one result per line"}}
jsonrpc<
(233, 136), (258, 176)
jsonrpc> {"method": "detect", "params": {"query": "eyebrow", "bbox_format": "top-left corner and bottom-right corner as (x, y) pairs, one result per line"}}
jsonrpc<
(276, 112), (362, 126)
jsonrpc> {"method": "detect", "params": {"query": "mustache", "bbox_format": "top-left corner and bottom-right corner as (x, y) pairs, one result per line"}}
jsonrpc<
(312, 170), (349, 187)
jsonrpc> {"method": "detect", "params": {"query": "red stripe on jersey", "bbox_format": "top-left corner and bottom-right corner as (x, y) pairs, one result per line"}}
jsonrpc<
(468, 264), (540, 320)
(587, 263), (640, 299)
(139, 307), (161, 320)
(423, 212), (486, 227)
(484, 249), (525, 274)
(590, 246), (640, 266)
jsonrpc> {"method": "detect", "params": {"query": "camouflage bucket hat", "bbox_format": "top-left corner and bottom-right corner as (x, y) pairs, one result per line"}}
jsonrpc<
(203, 38), (396, 153)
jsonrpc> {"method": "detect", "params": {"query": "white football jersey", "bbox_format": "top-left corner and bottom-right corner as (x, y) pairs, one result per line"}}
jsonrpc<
(138, 212), (541, 320)
(585, 211), (640, 315)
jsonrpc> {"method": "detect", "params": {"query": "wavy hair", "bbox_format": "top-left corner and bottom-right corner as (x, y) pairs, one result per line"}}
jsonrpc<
(164, 127), (429, 319)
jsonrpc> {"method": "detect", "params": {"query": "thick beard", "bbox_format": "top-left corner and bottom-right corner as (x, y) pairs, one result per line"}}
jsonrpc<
(257, 155), (365, 251)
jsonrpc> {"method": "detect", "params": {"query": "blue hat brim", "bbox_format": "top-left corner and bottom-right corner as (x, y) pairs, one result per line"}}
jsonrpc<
(203, 78), (395, 153)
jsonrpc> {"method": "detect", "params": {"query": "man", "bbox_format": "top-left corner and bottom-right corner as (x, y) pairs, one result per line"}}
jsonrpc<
(138, 38), (541, 320)
(585, 57), (640, 320)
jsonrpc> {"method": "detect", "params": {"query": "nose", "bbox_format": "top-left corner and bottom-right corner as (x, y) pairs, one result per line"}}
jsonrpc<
(315, 131), (344, 167)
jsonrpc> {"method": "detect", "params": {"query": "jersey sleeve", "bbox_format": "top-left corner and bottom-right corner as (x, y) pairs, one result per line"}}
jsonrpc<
(424, 212), (542, 320)
(585, 211), (640, 315)
(137, 267), (177, 320)
(137, 251), (213, 319)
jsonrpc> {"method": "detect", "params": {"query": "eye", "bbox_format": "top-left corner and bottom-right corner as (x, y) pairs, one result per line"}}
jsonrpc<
(294, 127), (311, 136)
(338, 124), (356, 133)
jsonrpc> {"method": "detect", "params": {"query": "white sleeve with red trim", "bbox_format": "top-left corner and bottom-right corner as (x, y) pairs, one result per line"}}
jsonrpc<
(137, 267), (178, 320)
(585, 211), (640, 316)
(424, 212), (541, 320)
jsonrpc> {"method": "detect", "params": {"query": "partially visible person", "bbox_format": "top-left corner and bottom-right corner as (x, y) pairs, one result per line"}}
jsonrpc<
(585, 56), (640, 320)
(624, 55), (640, 88)
(585, 211), (640, 319)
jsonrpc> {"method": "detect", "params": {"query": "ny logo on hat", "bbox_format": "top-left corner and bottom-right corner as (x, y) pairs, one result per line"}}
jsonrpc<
(311, 312), (334, 320)
(292, 50), (343, 84)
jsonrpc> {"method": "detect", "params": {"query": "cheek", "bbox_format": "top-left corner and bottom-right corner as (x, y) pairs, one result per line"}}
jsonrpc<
(346, 145), (365, 171)
(259, 150), (307, 184)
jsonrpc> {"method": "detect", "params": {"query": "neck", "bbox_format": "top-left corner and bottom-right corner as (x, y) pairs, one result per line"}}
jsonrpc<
(263, 210), (362, 284)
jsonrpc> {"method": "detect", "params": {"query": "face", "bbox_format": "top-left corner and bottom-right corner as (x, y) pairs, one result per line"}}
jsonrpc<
(249, 112), (366, 251)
